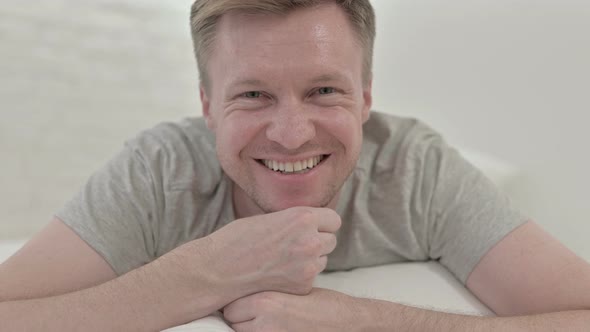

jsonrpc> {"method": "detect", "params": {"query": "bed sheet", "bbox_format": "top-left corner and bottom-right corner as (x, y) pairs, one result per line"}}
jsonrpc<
(1, 240), (492, 331)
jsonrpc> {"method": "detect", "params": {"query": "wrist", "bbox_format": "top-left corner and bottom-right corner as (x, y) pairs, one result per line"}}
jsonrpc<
(342, 296), (400, 332)
(172, 236), (263, 308)
(156, 237), (236, 317)
(201, 232), (264, 299)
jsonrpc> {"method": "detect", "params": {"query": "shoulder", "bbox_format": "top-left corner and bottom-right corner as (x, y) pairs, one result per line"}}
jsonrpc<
(359, 111), (445, 176)
(128, 117), (214, 156)
(124, 117), (222, 194)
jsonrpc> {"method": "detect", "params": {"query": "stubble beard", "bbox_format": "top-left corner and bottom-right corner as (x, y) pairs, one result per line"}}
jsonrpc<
(242, 158), (356, 214)
(226, 140), (361, 215)
(247, 181), (341, 214)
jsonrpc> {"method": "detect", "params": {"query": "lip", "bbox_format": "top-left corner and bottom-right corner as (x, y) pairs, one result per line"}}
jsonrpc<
(254, 154), (330, 180)
(254, 153), (330, 164)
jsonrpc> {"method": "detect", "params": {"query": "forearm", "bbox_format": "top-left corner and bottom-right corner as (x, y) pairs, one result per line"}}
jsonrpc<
(353, 297), (590, 332)
(0, 239), (233, 332)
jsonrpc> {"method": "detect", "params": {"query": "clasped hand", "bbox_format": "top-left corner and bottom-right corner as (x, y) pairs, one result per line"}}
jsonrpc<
(223, 288), (357, 332)
(204, 207), (355, 331)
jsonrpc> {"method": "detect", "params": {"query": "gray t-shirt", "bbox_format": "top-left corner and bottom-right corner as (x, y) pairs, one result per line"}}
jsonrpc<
(56, 111), (527, 284)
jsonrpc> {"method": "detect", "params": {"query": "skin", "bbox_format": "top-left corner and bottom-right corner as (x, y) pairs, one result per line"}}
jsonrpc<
(200, 2), (372, 218)
(222, 222), (590, 331)
(199, 3), (590, 331)
(1, 2), (589, 331)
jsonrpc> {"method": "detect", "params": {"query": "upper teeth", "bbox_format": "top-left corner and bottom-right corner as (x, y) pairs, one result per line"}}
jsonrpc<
(263, 156), (323, 173)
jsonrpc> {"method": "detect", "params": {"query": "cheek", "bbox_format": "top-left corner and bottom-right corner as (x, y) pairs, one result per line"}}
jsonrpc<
(317, 110), (364, 155)
(215, 114), (266, 161)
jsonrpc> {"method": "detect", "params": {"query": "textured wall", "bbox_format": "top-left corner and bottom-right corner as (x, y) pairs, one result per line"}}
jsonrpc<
(0, 0), (198, 237)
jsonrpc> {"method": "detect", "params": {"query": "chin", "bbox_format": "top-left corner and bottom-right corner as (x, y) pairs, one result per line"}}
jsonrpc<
(257, 194), (333, 213)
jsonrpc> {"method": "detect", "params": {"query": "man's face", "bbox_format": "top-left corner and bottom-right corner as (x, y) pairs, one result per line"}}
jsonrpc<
(201, 3), (372, 216)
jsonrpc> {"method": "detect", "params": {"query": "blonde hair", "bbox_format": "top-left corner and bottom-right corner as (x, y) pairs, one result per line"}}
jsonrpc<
(190, 0), (376, 89)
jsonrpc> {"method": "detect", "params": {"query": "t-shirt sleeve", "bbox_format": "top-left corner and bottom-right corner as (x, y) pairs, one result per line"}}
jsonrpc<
(55, 138), (162, 276)
(422, 138), (529, 284)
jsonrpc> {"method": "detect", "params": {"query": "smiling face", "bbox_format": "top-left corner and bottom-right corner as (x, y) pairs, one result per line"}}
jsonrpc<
(201, 3), (372, 218)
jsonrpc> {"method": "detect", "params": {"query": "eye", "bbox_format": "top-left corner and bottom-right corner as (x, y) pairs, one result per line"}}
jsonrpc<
(317, 87), (335, 95)
(243, 91), (261, 98)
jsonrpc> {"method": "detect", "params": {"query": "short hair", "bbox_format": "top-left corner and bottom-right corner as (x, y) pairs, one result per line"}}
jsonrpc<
(190, 0), (376, 89)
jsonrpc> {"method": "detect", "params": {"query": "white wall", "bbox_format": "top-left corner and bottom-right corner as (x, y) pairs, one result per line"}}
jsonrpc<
(371, 0), (590, 258)
(0, 0), (197, 237)
(1, 1), (588, 259)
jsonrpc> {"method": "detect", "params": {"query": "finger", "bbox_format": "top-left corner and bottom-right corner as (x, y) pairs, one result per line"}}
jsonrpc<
(317, 210), (341, 233)
(317, 232), (337, 256)
(318, 255), (328, 272)
(223, 297), (257, 324)
(231, 320), (255, 332)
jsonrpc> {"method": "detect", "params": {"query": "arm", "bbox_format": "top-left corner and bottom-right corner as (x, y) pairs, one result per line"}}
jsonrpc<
(1, 207), (340, 331)
(0, 244), (223, 331)
(223, 289), (588, 332)
(0, 218), (116, 302)
(0, 218), (229, 331)
(223, 221), (590, 331)
(466, 221), (590, 315)
(353, 222), (590, 331)
(348, 297), (589, 331)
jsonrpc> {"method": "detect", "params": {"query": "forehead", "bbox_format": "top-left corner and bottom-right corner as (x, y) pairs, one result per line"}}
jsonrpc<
(208, 3), (363, 88)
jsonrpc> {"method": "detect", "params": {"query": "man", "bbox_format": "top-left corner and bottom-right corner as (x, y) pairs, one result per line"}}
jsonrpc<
(1, 0), (589, 330)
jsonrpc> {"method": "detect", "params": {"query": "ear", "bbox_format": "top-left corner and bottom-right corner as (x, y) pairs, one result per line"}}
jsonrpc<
(361, 78), (373, 123)
(200, 84), (216, 130)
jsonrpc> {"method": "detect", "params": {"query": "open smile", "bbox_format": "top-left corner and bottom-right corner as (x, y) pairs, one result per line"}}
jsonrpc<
(256, 154), (330, 175)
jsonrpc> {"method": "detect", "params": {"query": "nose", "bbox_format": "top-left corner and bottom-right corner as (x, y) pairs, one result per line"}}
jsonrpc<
(265, 105), (316, 150)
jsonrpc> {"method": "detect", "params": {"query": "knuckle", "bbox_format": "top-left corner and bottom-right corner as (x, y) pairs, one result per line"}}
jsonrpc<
(291, 236), (321, 257)
(291, 242), (315, 260)
(305, 236), (322, 253)
(302, 262), (319, 280)
(291, 208), (316, 226)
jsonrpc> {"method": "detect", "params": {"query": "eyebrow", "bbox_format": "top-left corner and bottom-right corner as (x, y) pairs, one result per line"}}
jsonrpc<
(227, 72), (350, 90)
(229, 79), (265, 88)
(309, 73), (349, 84)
